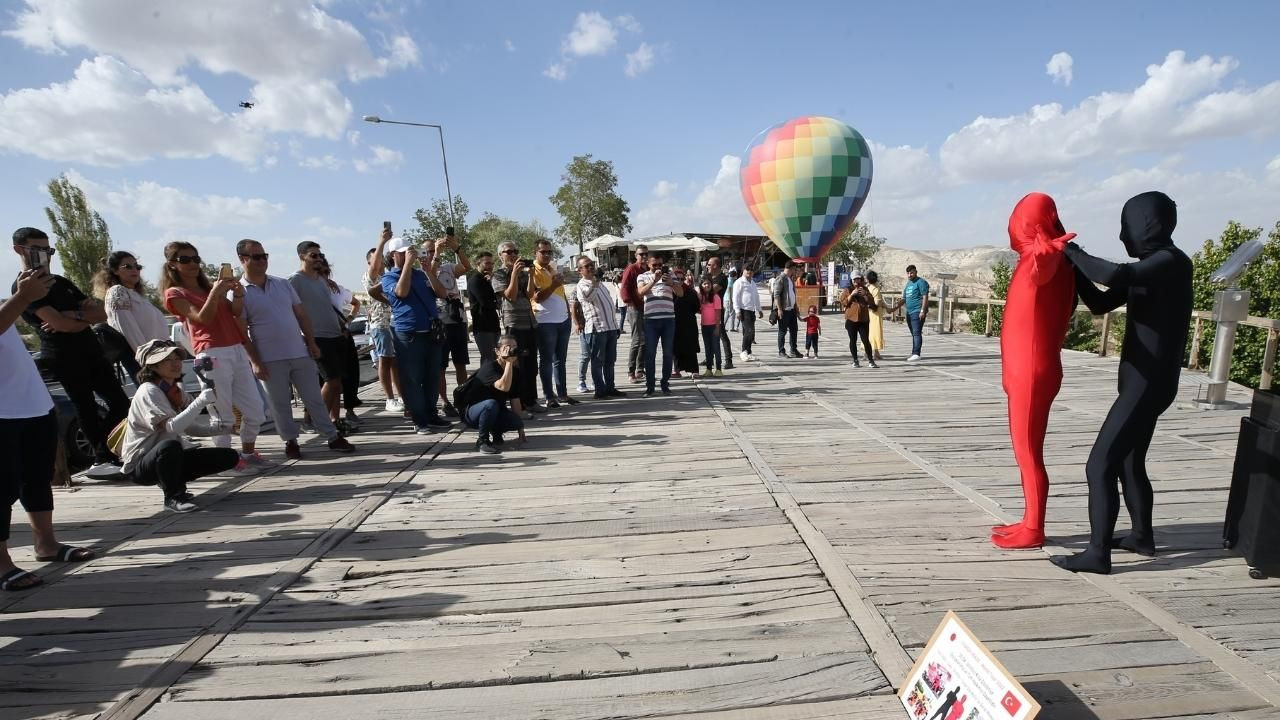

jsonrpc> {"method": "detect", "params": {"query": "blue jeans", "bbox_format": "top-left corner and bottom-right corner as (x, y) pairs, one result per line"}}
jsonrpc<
(701, 326), (722, 370)
(643, 316), (676, 392)
(464, 398), (524, 437)
(392, 328), (443, 428)
(536, 319), (571, 401)
(577, 334), (590, 386)
(583, 330), (619, 395)
(906, 311), (924, 356)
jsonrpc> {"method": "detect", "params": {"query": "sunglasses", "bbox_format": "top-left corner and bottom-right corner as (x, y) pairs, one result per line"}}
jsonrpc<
(119, 263), (143, 271)
(240, 253), (269, 261)
(307, 252), (326, 260)
(26, 245), (57, 256)
(172, 255), (202, 264)
(500, 249), (518, 255)
(536, 249), (551, 255)
(635, 252), (648, 256)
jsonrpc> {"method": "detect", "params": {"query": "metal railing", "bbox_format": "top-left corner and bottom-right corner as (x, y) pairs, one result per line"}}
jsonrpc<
(880, 293), (1278, 390)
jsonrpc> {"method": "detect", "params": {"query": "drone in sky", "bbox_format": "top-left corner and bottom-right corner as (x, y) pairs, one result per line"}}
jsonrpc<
(238, 101), (254, 109)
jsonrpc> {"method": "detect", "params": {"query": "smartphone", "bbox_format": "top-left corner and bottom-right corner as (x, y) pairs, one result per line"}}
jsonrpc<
(23, 246), (46, 272)
(219, 262), (234, 280)
(383, 221), (392, 232)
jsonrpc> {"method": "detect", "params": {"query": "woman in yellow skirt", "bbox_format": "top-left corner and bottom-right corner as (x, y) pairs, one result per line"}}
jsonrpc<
(866, 270), (886, 360)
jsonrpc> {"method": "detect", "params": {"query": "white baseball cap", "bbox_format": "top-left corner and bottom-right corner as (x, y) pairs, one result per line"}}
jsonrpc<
(385, 236), (413, 254)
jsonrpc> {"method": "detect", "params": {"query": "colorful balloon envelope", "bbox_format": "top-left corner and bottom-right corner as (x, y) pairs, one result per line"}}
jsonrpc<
(739, 116), (873, 263)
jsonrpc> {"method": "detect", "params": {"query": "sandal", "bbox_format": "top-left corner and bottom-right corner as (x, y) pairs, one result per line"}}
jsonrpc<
(0, 567), (43, 592)
(35, 545), (95, 563)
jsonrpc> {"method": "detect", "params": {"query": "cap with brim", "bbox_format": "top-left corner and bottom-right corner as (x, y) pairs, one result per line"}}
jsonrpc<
(385, 236), (413, 254)
(136, 339), (189, 367)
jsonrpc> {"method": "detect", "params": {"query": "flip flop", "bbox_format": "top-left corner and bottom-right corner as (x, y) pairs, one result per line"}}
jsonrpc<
(34, 545), (95, 563)
(0, 568), (43, 592)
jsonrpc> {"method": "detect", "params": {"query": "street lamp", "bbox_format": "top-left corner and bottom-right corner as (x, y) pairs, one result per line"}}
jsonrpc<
(362, 114), (456, 228)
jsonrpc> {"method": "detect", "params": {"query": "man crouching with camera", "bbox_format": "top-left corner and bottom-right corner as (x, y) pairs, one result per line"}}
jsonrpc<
(118, 340), (240, 512)
(457, 334), (527, 454)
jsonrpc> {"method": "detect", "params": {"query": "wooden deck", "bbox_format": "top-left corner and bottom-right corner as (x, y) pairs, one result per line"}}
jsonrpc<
(2, 320), (1277, 720)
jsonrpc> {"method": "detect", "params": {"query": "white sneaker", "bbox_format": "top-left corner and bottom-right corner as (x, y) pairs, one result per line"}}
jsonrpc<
(745, 353), (757, 361)
(907, 354), (921, 362)
(241, 451), (275, 468)
(577, 382), (592, 394)
(739, 351), (748, 361)
(230, 458), (259, 476)
(384, 398), (399, 412)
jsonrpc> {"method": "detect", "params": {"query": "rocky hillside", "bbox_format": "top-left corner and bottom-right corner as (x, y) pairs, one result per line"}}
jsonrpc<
(869, 245), (1017, 298)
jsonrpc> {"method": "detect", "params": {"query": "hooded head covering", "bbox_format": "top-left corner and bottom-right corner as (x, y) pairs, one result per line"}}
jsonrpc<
(1119, 191), (1177, 259)
(1007, 192), (1065, 254)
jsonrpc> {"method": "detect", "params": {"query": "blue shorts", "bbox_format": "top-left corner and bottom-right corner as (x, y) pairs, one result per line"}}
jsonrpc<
(370, 326), (395, 359)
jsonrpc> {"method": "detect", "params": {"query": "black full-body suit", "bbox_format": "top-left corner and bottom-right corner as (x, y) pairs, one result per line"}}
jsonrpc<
(1054, 191), (1193, 574)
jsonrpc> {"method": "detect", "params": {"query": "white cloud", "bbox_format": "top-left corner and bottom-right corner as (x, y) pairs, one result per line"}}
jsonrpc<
(0, 0), (416, 165)
(504, 39), (517, 52)
(940, 51), (1280, 183)
(383, 35), (420, 70)
(543, 62), (569, 81)
(65, 170), (285, 231)
(615, 15), (643, 33)
(353, 144), (404, 173)
(625, 43), (656, 78)
(298, 154), (343, 170)
(0, 55), (263, 165)
(6, 0), (392, 85)
(652, 180), (677, 199)
(1046, 52), (1073, 86)
(632, 155), (758, 237)
(563, 12), (617, 57)
(346, 130), (361, 146)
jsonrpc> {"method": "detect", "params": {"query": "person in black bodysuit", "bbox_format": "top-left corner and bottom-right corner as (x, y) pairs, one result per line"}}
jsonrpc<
(1053, 191), (1192, 574)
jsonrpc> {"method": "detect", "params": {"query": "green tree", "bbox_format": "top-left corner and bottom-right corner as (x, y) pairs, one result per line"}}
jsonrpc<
(44, 174), (111, 291)
(970, 258), (1013, 335)
(824, 220), (884, 272)
(549, 154), (632, 254)
(467, 213), (553, 261)
(407, 195), (473, 257)
(1187, 220), (1280, 387)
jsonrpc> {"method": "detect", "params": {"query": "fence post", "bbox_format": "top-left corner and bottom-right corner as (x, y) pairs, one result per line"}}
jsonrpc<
(1263, 328), (1278, 391)
(984, 302), (993, 337)
(1099, 312), (1112, 357)
(1189, 317), (1204, 369)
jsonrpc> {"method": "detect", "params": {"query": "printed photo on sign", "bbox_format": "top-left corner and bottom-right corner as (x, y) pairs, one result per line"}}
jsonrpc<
(897, 611), (1040, 720)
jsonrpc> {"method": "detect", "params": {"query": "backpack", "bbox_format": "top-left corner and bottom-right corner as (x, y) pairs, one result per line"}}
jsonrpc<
(452, 371), (481, 416)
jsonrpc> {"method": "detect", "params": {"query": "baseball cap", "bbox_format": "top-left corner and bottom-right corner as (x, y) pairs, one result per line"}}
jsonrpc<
(385, 236), (414, 254)
(136, 339), (189, 367)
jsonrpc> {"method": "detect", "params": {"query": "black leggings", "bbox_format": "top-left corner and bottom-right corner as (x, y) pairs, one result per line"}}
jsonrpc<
(127, 439), (239, 500)
(341, 334), (361, 410)
(845, 320), (873, 362)
(1084, 366), (1175, 549)
(0, 411), (57, 542)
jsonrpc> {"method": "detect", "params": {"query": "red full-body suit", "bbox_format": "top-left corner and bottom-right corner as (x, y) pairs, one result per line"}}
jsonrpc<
(992, 193), (1076, 549)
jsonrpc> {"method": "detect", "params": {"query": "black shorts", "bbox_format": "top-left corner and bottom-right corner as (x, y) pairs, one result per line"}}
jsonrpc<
(313, 336), (349, 381)
(441, 322), (470, 367)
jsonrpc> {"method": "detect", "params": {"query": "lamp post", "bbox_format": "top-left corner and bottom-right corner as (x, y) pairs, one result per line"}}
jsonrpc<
(362, 114), (456, 228)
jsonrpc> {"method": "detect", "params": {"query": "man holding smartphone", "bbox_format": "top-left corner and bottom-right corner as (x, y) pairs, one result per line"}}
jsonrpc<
(11, 227), (129, 474)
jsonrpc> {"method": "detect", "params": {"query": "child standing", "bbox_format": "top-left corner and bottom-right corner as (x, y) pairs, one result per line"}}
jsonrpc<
(804, 305), (821, 358)
(698, 278), (724, 376)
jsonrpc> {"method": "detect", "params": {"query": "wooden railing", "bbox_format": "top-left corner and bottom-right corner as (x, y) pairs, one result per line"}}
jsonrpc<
(880, 293), (1279, 390)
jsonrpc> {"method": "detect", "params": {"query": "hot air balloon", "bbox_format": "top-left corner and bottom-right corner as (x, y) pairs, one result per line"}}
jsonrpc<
(739, 116), (873, 263)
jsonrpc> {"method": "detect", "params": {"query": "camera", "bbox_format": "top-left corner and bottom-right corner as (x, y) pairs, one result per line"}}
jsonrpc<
(192, 355), (216, 389)
(519, 258), (533, 268)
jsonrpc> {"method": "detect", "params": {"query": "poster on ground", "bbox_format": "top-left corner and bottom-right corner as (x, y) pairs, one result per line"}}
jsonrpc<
(898, 611), (1039, 720)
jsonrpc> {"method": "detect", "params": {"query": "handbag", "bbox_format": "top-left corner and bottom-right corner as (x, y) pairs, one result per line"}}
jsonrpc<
(768, 306), (779, 326)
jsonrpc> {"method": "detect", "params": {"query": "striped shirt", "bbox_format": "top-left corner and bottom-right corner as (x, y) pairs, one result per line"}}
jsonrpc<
(637, 271), (676, 319)
(572, 279), (619, 333)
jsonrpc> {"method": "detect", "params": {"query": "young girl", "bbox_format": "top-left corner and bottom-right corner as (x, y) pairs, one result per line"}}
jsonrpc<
(160, 241), (267, 474)
(804, 305), (821, 358)
(698, 277), (724, 376)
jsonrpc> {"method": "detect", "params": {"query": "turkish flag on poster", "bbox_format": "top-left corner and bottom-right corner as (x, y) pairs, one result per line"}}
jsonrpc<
(1002, 691), (1022, 716)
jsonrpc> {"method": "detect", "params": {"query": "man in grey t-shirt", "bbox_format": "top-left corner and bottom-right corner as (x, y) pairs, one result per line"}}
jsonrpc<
(289, 241), (347, 426)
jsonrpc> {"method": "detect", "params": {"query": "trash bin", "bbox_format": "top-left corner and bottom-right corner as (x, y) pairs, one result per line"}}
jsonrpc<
(1223, 389), (1280, 579)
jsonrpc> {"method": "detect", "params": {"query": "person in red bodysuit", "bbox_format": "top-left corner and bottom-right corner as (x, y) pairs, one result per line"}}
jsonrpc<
(991, 193), (1077, 549)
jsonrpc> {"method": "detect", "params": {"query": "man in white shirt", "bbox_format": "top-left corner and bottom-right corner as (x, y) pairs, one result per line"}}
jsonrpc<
(1, 268), (94, 591)
(732, 265), (763, 361)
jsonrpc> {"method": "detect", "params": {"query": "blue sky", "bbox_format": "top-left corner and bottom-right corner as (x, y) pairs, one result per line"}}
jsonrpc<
(3, 1), (1280, 291)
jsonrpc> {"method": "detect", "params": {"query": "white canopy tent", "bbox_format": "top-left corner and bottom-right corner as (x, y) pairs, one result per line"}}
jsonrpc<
(632, 235), (719, 253)
(583, 234), (629, 251)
